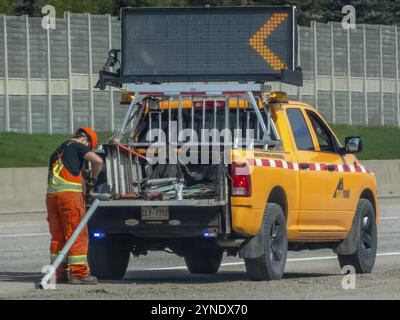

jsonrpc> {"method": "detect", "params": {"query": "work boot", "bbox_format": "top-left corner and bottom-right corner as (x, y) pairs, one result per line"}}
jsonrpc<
(56, 275), (69, 284)
(68, 276), (98, 285)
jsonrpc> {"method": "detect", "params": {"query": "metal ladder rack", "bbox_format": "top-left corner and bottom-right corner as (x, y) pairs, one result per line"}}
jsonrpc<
(110, 83), (281, 150)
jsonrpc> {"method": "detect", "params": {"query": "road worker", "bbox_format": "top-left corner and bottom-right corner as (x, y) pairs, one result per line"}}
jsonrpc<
(46, 127), (103, 285)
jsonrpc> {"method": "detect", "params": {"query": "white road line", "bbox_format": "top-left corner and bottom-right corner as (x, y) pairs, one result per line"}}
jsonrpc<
(144, 266), (188, 271)
(0, 233), (49, 238)
(140, 252), (400, 271)
(380, 217), (400, 220)
(0, 275), (39, 279)
(376, 252), (400, 257)
(287, 256), (336, 262)
(0, 253), (399, 282)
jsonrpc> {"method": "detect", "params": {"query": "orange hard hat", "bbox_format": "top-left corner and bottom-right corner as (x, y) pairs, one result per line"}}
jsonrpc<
(76, 127), (98, 149)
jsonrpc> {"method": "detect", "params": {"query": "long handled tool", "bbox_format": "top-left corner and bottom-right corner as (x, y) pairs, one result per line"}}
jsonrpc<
(36, 194), (110, 290)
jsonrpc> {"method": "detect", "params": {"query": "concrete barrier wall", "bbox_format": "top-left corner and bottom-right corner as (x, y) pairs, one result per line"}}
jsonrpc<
(0, 161), (399, 214)
(363, 160), (400, 198)
(0, 167), (48, 214)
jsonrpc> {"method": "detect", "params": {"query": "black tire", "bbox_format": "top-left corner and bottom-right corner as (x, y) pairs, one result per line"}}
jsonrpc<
(244, 203), (288, 281)
(184, 248), (224, 274)
(88, 234), (131, 280)
(338, 199), (377, 274)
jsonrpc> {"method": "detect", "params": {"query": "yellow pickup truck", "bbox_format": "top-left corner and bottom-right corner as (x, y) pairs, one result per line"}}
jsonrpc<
(88, 90), (378, 281)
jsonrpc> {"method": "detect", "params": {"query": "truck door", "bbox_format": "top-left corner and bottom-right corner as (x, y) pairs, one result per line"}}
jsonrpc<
(305, 110), (357, 231)
(286, 108), (329, 232)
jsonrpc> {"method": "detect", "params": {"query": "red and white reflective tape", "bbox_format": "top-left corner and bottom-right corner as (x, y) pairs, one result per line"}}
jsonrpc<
(250, 158), (299, 171)
(248, 159), (374, 175)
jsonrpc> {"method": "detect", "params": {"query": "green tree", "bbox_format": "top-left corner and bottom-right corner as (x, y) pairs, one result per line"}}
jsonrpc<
(321, 0), (395, 24)
(2, 0), (400, 26)
(0, 0), (15, 14)
(112, 0), (151, 15)
(14, 0), (41, 16)
(181, 0), (244, 6)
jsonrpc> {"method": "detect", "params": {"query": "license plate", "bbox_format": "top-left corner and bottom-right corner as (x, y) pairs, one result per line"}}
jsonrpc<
(141, 207), (169, 221)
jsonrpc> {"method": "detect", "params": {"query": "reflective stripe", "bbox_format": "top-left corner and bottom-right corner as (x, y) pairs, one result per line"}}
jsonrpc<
(49, 176), (82, 188)
(54, 161), (63, 175)
(48, 159), (83, 194)
(68, 255), (88, 266)
(52, 174), (81, 187)
(48, 184), (83, 194)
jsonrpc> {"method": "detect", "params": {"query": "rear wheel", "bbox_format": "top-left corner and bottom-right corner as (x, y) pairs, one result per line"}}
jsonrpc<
(244, 203), (288, 281)
(184, 248), (224, 274)
(88, 234), (131, 280)
(338, 199), (377, 274)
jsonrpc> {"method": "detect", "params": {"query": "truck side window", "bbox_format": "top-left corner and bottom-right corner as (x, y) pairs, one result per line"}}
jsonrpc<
(306, 111), (337, 153)
(286, 108), (315, 151)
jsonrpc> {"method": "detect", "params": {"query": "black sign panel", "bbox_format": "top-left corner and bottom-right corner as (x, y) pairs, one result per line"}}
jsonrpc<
(121, 6), (299, 83)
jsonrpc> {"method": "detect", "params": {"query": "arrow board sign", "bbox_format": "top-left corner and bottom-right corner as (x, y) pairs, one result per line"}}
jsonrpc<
(121, 6), (301, 85)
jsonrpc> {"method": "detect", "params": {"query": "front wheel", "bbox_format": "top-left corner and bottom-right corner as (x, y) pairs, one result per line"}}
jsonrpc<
(338, 199), (377, 274)
(244, 203), (288, 281)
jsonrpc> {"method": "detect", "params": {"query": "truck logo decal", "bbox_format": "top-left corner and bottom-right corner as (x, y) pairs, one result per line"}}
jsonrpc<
(248, 159), (374, 175)
(333, 178), (351, 199)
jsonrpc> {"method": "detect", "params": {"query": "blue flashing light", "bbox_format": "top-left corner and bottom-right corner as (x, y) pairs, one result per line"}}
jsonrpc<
(203, 232), (217, 239)
(93, 232), (105, 239)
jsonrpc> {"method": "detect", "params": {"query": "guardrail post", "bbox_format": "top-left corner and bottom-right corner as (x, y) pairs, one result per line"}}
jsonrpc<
(297, 26), (302, 102)
(347, 26), (352, 126)
(25, 15), (32, 134)
(379, 25), (384, 126)
(88, 13), (94, 129)
(313, 21), (318, 111)
(395, 25), (400, 128)
(363, 24), (368, 126)
(108, 14), (115, 132)
(3, 15), (9, 132)
(46, 24), (52, 134)
(66, 12), (74, 134)
(330, 22), (336, 124)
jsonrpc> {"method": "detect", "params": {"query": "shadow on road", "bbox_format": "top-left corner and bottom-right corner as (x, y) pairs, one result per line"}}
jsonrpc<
(103, 269), (338, 285)
(0, 272), (42, 284)
(0, 270), (340, 286)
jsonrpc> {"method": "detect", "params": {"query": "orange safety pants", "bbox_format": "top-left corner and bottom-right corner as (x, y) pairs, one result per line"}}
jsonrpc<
(46, 192), (89, 280)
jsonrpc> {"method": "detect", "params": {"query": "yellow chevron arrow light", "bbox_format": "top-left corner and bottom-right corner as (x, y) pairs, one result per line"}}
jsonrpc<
(249, 13), (289, 71)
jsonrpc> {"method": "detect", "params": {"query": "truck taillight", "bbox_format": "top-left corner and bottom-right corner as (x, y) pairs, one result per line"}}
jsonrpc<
(231, 163), (252, 197)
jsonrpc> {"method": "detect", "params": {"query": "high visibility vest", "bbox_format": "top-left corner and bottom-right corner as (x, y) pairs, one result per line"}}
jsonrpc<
(47, 148), (83, 194)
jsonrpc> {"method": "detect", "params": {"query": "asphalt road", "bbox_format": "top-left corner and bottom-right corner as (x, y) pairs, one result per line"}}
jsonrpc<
(0, 198), (399, 300)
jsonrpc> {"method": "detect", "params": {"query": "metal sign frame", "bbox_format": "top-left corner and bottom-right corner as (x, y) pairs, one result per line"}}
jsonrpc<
(110, 82), (281, 150)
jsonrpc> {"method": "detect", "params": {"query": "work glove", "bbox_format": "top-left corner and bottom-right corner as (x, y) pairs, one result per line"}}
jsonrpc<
(86, 177), (97, 192)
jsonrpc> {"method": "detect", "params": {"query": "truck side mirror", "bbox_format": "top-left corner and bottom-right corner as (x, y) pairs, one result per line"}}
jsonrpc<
(344, 136), (363, 154)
